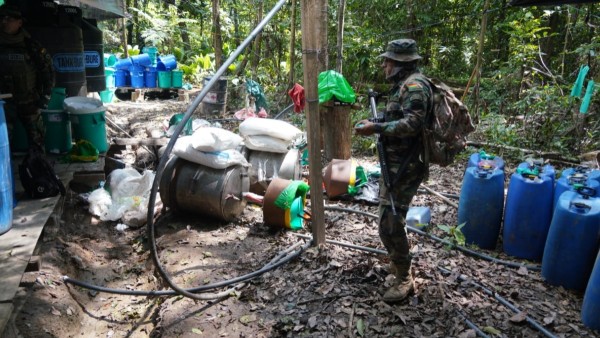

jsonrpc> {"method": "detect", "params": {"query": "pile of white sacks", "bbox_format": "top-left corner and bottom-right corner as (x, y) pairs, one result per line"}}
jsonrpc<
(173, 117), (303, 169)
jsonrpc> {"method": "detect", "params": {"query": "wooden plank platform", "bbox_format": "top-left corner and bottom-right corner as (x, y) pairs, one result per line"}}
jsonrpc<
(0, 154), (104, 335)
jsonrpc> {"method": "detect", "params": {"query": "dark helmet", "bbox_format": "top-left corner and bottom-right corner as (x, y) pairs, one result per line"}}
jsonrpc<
(378, 39), (422, 62)
(0, 4), (23, 20)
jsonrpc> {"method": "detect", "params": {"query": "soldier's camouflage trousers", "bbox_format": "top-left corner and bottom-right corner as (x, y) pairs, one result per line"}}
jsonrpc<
(378, 158), (427, 277)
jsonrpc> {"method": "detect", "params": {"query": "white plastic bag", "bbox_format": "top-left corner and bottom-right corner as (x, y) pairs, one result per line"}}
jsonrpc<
(87, 168), (157, 224)
(244, 135), (290, 153)
(239, 117), (303, 141)
(174, 136), (249, 169)
(190, 127), (243, 152)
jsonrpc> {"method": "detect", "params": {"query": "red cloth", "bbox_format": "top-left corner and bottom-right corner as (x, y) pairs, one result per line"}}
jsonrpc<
(288, 83), (305, 113)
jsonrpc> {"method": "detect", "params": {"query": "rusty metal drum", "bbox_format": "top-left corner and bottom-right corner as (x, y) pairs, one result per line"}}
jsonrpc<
(159, 156), (249, 222)
(246, 148), (301, 195)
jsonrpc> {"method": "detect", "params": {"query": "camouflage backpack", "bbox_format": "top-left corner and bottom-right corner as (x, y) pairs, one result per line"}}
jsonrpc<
(418, 77), (475, 167)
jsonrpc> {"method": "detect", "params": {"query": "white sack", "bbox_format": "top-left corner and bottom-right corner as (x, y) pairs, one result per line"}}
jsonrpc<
(244, 135), (290, 153)
(174, 136), (249, 169)
(239, 117), (302, 141)
(190, 127), (243, 152)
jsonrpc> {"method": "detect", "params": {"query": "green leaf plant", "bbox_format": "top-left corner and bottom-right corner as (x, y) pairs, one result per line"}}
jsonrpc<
(437, 223), (466, 250)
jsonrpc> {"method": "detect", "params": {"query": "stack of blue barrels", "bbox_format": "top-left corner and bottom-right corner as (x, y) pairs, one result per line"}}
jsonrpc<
(458, 150), (505, 250)
(112, 50), (184, 90)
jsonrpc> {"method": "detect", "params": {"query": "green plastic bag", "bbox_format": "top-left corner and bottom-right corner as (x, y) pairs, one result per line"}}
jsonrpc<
(274, 180), (310, 210)
(169, 113), (193, 136)
(246, 79), (268, 112)
(318, 70), (356, 104)
(67, 140), (99, 162)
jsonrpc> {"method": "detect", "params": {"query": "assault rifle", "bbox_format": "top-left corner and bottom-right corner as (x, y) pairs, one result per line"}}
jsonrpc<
(368, 89), (397, 216)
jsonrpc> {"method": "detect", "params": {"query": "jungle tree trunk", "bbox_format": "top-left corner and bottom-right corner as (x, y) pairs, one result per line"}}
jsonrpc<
(212, 0), (224, 69)
(250, 0), (264, 75)
(177, 1), (190, 54)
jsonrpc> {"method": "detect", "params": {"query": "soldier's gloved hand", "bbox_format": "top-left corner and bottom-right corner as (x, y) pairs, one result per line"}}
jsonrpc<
(354, 119), (377, 136)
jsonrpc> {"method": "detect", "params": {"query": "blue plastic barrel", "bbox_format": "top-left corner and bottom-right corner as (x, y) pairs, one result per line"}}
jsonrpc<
(130, 65), (145, 88)
(561, 166), (600, 184)
(467, 150), (505, 173)
(1, 100), (13, 235)
(145, 67), (157, 88)
(131, 53), (152, 67)
(458, 165), (505, 249)
(115, 69), (129, 87)
(503, 170), (554, 261)
(554, 174), (600, 208)
(542, 187), (600, 290)
(115, 57), (133, 70)
(157, 54), (177, 71)
(582, 250), (600, 330)
(517, 160), (556, 183)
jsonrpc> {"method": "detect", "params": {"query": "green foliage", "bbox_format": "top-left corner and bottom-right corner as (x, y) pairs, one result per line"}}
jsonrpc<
(437, 223), (466, 250)
(97, 0), (598, 153)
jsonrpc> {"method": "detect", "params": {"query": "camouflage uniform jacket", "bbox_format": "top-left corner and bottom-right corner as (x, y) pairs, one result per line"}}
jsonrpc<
(379, 71), (432, 164)
(0, 29), (54, 104)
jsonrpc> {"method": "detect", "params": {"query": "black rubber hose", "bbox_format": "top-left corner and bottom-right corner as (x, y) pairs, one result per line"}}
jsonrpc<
(322, 205), (541, 271)
(63, 240), (311, 297)
(456, 309), (491, 338)
(438, 266), (558, 338)
(144, 0), (289, 301)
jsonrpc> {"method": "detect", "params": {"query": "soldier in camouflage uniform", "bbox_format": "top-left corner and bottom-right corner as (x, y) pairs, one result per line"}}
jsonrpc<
(355, 39), (432, 303)
(0, 4), (54, 151)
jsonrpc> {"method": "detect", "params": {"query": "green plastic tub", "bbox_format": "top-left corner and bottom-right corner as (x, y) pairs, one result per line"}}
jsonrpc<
(41, 109), (72, 154)
(64, 97), (108, 153)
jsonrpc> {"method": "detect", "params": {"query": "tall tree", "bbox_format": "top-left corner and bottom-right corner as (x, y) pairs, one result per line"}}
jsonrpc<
(212, 0), (224, 69)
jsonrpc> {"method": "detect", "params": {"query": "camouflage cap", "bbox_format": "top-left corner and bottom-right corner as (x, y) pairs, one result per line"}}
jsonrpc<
(0, 4), (23, 19)
(378, 39), (422, 62)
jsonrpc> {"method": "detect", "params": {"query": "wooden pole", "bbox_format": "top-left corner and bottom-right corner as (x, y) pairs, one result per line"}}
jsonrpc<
(301, 0), (325, 246)
(323, 103), (351, 161)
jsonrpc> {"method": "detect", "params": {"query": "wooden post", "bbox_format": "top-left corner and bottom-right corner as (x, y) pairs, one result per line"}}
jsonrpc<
(322, 103), (352, 161)
(301, 0), (325, 246)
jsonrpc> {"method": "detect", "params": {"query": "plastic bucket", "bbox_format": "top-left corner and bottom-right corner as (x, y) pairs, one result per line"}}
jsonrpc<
(99, 88), (114, 104)
(131, 53), (152, 67)
(142, 46), (158, 65)
(171, 70), (183, 88)
(158, 71), (172, 88)
(104, 53), (117, 67)
(157, 54), (177, 71)
(145, 67), (157, 88)
(47, 87), (67, 110)
(104, 67), (116, 89)
(41, 109), (72, 154)
(64, 97), (108, 153)
(115, 69), (129, 87)
(115, 57), (133, 70)
(1, 99), (13, 235)
(129, 65), (145, 88)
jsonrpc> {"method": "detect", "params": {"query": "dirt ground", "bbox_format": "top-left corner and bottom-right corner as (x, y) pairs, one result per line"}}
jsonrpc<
(6, 94), (600, 338)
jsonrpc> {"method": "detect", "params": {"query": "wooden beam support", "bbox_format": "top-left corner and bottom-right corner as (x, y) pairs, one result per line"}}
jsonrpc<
(301, 0), (325, 246)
